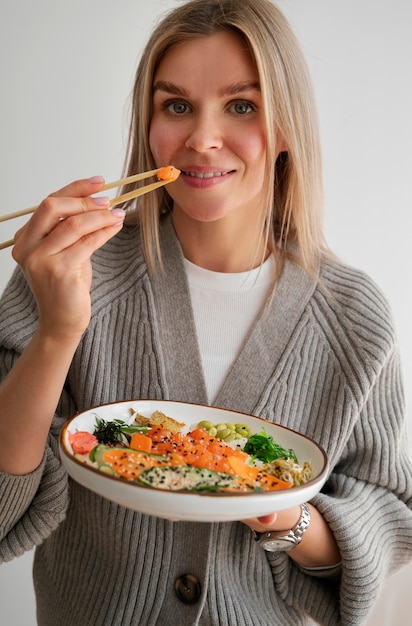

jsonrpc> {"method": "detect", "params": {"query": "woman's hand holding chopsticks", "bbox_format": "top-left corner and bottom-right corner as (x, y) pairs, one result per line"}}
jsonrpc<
(2, 166), (181, 339)
(0, 165), (180, 249)
(12, 177), (126, 341)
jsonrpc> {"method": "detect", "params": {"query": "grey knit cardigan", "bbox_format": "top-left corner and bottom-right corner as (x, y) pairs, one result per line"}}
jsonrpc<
(0, 216), (411, 626)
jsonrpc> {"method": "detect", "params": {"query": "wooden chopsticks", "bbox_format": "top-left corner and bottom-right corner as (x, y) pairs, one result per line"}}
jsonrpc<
(0, 166), (179, 250)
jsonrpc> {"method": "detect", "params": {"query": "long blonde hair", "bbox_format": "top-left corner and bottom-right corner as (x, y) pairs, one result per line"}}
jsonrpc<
(122, 0), (326, 276)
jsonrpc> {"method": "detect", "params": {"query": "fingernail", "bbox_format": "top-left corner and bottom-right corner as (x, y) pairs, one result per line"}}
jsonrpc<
(88, 175), (105, 184)
(112, 208), (126, 218)
(93, 196), (110, 207)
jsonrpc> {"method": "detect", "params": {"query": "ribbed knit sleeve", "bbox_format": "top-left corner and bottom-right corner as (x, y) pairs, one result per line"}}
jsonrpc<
(0, 224), (170, 565)
(253, 260), (412, 625)
(0, 268), (69, 562)
(313, 267), (411, 624)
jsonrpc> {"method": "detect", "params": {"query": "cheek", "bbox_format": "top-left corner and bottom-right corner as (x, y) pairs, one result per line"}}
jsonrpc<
(149, 120), (180, 165)
(247, 132), (266, 163)
(232, 124), (266, 164)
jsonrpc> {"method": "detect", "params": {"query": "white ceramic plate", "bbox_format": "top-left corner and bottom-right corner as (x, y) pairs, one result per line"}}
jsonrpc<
(60, 399), (329, 522)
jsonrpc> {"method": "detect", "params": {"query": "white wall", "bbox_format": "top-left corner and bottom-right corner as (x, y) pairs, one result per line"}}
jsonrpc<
(0, 1), (411, 624)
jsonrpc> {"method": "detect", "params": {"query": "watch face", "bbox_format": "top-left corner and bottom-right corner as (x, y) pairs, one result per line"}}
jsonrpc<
(256, 503), (311, 552)
(261, 537), (295, 552)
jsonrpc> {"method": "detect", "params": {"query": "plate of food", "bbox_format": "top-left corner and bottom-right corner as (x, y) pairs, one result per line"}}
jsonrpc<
(59, 399), (329, 522)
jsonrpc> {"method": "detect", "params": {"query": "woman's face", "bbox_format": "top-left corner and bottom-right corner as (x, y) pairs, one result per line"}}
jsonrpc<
(149, 30), (272, 228)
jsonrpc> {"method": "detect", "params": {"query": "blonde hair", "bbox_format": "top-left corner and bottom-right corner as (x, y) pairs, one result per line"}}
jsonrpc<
(122, 0), (326, 276)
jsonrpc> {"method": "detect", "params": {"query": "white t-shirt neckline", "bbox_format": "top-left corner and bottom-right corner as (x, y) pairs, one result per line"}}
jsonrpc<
(184, 254), (275, 403)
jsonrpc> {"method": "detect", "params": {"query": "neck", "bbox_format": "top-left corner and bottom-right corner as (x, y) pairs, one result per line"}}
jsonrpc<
(172, 213), (268, 273)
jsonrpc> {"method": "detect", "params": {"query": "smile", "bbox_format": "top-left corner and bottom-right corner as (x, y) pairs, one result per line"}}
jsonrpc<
(182, 170), (230, 179)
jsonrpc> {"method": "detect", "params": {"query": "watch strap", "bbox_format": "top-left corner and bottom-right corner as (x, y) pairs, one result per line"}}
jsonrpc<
(253, 502), (311, 552)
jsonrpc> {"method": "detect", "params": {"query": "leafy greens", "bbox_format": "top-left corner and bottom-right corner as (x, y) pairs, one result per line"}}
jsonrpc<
(93, 416), (148, 446)
(243, 428), (298, 463)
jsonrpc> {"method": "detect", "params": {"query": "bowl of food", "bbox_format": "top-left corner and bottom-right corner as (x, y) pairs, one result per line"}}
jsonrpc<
(59, 399), (329, 522)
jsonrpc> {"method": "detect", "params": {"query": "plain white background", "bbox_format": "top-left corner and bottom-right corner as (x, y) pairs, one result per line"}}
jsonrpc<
(0, 1), (411, 624)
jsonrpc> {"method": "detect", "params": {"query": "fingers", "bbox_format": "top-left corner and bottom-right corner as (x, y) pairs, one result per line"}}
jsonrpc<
(50, 175), (107, 199)
(15, 195), (107, 246)
(10, 176), (127, 340)
(242, 513), (278, 533)
(242, 505), (302, 533)
(257, 513), (277, 525)
(26, 175), (110, 236)
(12, 177), (125, 262)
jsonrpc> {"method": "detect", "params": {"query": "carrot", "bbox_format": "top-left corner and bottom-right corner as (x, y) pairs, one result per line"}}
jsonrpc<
(227, 455), (260, 481)
(257, 471), (293, 491)
(69, 431), (99, 455)
(156, 165), (180, 182)
(130, 432), (153, 453)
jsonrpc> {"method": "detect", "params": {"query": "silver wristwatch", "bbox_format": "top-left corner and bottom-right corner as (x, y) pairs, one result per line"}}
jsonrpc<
(253, 503), (311, 552)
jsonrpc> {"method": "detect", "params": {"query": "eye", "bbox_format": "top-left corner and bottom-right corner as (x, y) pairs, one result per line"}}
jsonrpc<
(229, 101), (256, 115)
(163, 100), (191, 115)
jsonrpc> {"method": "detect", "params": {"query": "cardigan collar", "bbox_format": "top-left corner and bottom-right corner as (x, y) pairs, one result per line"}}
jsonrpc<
(150, 215), (318, 415)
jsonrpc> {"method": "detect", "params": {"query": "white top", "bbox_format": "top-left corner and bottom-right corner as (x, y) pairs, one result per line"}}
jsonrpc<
(184, 255), (276, 403)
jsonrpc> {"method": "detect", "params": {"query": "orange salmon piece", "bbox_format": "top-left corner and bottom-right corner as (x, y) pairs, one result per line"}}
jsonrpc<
(156, 165), (180, 182)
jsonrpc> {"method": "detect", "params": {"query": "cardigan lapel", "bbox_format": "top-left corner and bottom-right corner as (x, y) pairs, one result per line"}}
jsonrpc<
(150, 216), (208, 405)
(151, 215), (318, 415)
(213, 259), (317, 415)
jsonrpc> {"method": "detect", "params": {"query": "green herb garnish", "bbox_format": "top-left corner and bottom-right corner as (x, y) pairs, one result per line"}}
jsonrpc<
(93, 416), (148, 446)
(243, 428), (298, 463)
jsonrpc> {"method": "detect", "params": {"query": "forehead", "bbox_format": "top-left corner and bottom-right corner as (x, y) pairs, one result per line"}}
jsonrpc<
(153, 30), (259, 88)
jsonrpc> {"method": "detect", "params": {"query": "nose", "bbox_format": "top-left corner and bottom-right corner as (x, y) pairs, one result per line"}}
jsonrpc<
(184, 113), (223, 153)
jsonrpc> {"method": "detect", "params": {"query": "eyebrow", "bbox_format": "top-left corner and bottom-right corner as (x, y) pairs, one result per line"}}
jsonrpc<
(152, 80), (261, 98)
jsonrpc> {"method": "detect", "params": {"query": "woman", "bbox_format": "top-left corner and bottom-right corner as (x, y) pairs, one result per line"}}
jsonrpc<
(0, 0), (411, 624)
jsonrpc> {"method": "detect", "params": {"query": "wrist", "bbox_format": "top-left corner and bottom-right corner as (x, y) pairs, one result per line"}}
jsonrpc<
(35, 323), (84, 351)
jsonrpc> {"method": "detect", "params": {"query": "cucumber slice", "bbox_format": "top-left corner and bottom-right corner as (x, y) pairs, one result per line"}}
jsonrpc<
(89, 444), (166, 467)
(138, 465), (241, 491)
(99, 463), (116, 475)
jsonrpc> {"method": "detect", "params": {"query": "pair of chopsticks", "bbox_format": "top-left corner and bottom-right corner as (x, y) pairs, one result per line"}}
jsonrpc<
(0, 167), (178, 250)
